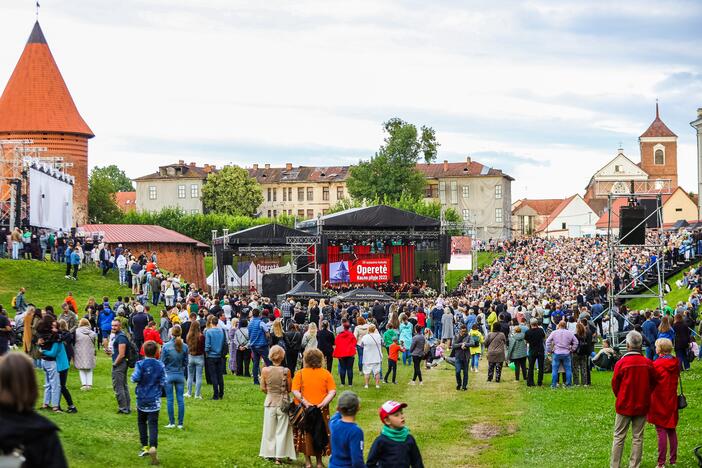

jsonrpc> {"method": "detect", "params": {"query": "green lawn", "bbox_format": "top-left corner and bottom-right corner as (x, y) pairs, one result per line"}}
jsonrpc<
(204, 255), (213, 277)
(0, 258), (132, 311)
(626, 261), (701, 310)
(446, 251), (503, 290)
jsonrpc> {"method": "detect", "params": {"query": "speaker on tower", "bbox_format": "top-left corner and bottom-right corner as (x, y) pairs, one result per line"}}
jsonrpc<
(619, 205), (646, 245)
(315, 235), (328, 264)
(439, 235), (451, 263)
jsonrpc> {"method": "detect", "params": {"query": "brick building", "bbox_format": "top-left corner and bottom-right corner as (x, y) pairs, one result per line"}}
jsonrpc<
(0, 21), (93, 225)
(79, 224), (208, 288)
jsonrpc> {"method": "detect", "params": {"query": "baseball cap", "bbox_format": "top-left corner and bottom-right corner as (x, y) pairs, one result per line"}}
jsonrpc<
(379, 400), (407, 422)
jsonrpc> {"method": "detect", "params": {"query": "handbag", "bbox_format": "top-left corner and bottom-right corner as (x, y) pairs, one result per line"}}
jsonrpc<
(677, 374), (687, 410)
(288, 370), (306, 429)
(279, 368), (291, 413)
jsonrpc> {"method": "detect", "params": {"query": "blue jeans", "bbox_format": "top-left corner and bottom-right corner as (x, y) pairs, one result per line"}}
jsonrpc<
(455, 359), (469, 389)
(187, 355), (204, 397)
(402, 349), (411, 365)
(42, 360), (60, 407)
(11, 241), (21, 260)
(645, 346), (655, 361)
(356, 345), (364, 372)
(433, 323), (442, 341)
(471, 353), (480, 369)
(165, 373), (185, 425)
(251, 345), (271, 384)
(676, 349), (690, 371)
(550, 353), (572, 388)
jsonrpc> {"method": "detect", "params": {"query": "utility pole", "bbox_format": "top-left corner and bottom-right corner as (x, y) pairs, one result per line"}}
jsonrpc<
(691, 108), (702, 220)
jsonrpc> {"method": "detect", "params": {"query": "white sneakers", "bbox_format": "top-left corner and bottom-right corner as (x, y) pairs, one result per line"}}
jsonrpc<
(164, 424), (175, 429)
(183, 393), (191, 398)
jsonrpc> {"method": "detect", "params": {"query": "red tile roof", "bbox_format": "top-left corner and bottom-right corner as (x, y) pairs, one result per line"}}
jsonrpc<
(0, 22), (93, 136)
(248, 165), (350, 183)
(535, 195), (577, 233)
(513, 198), (564, 215)
(115, 191), (136, 212)
(79, 224), (208, 248)
(416, 161), (513, 180)
(640, 104), (676, 138)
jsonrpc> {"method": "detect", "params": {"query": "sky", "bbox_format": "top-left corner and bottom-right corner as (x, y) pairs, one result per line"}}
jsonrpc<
(0, 0), (701, 201)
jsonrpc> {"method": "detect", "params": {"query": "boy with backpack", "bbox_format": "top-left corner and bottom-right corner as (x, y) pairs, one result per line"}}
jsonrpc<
(366, 400), (424, 468)
(131, 340), (166, 465)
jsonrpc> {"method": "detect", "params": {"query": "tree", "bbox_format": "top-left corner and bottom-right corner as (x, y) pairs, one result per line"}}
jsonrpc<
(200, 165), (264, 217)
(90, 165), (134, 192)
(87, 170), (121, 223)
(347, 118), (439, 201)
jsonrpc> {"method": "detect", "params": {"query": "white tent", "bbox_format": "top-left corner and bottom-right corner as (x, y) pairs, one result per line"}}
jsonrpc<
(207, 265), (239, 291)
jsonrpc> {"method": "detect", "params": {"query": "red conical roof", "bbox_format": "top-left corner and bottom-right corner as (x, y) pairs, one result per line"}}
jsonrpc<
(0, 21), (93, 137)
(640, 102), (676, 138)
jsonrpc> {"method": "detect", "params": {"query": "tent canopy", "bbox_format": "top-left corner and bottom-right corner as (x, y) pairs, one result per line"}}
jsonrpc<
(672, 219), (690, 229)
(297, 205), (439, 231)
(334, 287), (395, 302)
(213, 223), (308, 246)
(284, 281), (328, 298)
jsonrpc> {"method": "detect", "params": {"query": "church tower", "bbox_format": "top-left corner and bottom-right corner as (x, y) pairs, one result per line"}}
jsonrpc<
(639, 103), (678, 191)
(0, 21), (93, 225)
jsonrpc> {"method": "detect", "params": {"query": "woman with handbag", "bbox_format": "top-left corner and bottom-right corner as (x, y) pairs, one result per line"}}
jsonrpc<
(259, 345), (296, 465)
(648, 338), (681, 468)
(291, 348), (337, 468)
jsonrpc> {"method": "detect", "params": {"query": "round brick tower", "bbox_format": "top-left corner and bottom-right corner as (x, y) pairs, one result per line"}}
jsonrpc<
(0, 21), (93, 225)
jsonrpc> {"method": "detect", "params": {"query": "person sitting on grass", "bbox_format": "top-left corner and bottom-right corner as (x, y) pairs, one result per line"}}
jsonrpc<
(366, 400), (423, 468)
(329, 391), (365, 468)
(131, 340), (166, 465)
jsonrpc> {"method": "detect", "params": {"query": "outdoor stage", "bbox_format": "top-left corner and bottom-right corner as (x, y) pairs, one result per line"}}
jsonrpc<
(211, 205), (453, 298)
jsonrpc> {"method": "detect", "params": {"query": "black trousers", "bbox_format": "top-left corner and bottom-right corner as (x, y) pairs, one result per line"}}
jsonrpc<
(59, 370), (74, 407)
(338, 356), (354, 385)
(455, 358), (469, 389)
(527, 352), (545, 386)
(412, 356), (423, 382)
(206, 357), (224, 398)
(487, 362), (502, 382)
(71, 264), (79, 279)
(323, 352), (333, 373)
(138, 410), (159, 448)
(512, 357), (527, 381)
(65, 262), (71, 276)
(284, 350), (298, 377)
(384, 359), (397, 383)
(236, 349), (251, 376)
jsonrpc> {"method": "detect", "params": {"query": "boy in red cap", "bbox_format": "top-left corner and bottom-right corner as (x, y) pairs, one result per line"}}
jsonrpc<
(366, 400), (424, 468)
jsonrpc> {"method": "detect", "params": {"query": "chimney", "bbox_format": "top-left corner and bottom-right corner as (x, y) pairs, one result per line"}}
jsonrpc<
(203, 164), (212, 174)
(286, 163), (293, 171)
(466, 156), (472, 165)
(253, 163), (258, 170)
(189, 162), (196, 167)
(265, 163), (270, 170)
(178, 160), (184, 165)
(443, 160), (448, 172)
(698, 108), (702, 118)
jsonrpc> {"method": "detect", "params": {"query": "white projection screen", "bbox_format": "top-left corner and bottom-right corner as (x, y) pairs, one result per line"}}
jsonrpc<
(28, 167), (73, 230)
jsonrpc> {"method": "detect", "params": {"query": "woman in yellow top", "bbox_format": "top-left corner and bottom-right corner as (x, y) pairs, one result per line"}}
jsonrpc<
(468, 323), (484, 372)
(291, 348), (337, 468)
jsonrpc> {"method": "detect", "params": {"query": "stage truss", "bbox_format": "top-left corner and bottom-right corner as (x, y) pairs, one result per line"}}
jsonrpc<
(606, 192), (665, 348)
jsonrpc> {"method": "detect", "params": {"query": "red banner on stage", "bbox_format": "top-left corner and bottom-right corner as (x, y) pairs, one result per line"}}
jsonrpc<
(329, 258), (391, 283)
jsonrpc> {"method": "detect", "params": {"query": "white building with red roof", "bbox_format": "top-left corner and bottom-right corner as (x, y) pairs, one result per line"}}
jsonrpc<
(533, 194), (598, 238)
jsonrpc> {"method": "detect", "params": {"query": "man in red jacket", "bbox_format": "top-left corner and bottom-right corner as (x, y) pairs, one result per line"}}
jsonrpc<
(610, 330), (657, 468)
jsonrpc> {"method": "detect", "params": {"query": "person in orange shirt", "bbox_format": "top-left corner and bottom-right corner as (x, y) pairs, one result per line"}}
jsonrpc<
(64, 292), (78, 313)
(384, 337), (404, 384)
(291, 348), (337, 468)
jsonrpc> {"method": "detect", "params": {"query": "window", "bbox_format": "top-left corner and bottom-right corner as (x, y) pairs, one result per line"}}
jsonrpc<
(267, 188), (272, 202)
(307, 209), (314, 219)
(495, 208), (503, 224)
(148, 186), (157, 200)
(273, 210), (277, 217)
(297, 209), (304, 218)
(337, 186), (344, 200)
(283, 187), (287, 201)
(561, 222), (567, 230)
(495, 185), (502, 199)
(267, 210), (272, 217)
(307, 187), (314, 201)
(272, 188), (277, 201)
(322, 187), (329, 201)
(298, 187), (304, 201)
(614, 165), (622, 173)
(462, 209), (471, 221)
(190, 184), (198, 198)
(288, 188), (292, 201)
(675, 208), (682, 212)
(654, 149), (665, 165)
(439, 181), (446, 203)
(450, 180), (458, 204)
(425, 185), (438, 198)
(190, 209), (199, 214)
(462, 186), (470, 198)
(177, 185), (185, 199)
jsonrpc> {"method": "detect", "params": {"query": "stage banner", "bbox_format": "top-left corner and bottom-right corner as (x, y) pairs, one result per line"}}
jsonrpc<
(329, 258), (391, 283)
(448, 236), (473, 271)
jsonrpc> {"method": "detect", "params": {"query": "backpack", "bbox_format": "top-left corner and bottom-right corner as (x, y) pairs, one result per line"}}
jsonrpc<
(469, 334), (480, 347)
(125, 337), (139, 368)
(11, 296), (16, 309)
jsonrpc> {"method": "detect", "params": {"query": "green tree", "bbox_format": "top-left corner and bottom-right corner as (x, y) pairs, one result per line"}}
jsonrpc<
(200, 165), (264, 217)
(90, 165), (134, 192)
(87, 170), (121, 223)
(347, 118), (439, 201)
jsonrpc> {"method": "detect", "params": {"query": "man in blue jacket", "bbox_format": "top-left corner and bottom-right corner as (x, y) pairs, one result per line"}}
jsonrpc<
(641, 311), (658, 360)
(248, 309), (271, 385)
(63, 242), (73, 279)
(69, 246), (81, 280)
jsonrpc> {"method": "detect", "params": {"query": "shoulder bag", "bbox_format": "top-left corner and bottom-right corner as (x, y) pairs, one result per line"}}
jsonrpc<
(678, 374), (687, 410)
(279, 368), (291, 413)
(288, 370), (306, 429)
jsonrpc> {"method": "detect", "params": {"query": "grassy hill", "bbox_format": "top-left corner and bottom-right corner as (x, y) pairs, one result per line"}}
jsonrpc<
(0, 258), (132, 314)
